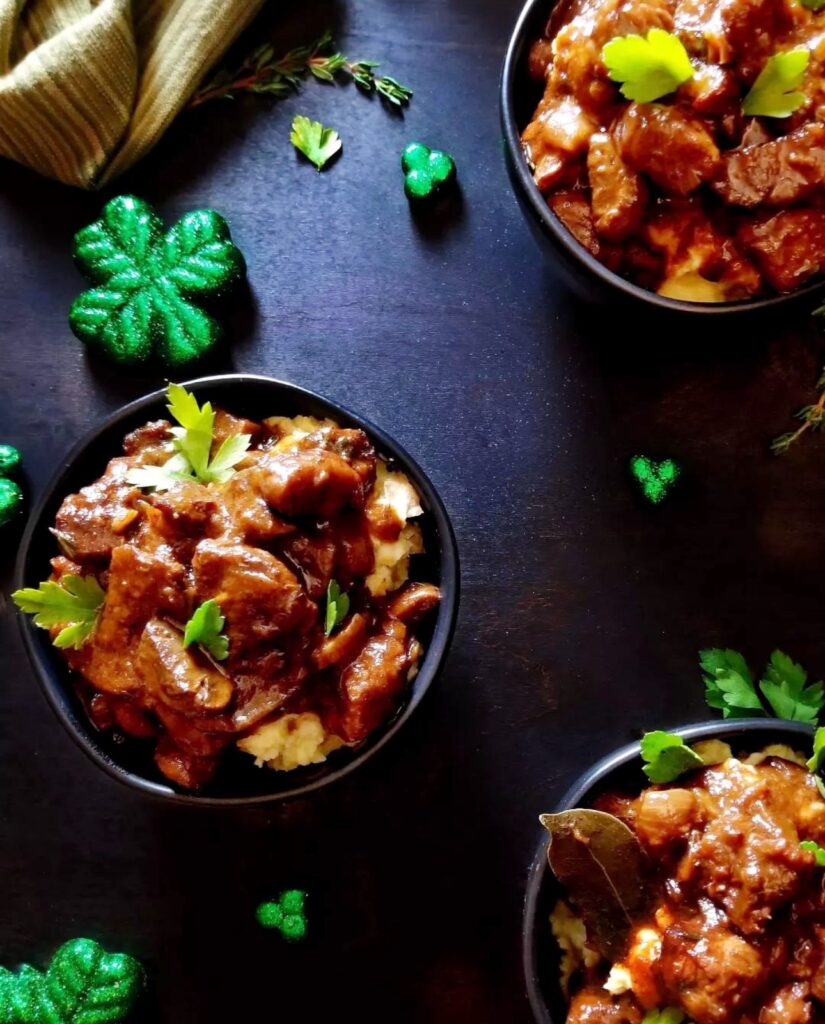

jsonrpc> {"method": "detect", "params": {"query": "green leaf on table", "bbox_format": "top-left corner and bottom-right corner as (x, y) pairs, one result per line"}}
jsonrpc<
(324, 579), (350, 636)
(700, 648), (765, 718)
(602, 29), (694, 102)
(183, 599), (230, 661)
(742, 49), (810, 117)
(290, 115), (342, 171)
(758, 649), (824, 724)
(641, 731), (704, 783)
(801, 839), (825, 866)
(12, 575), (105, 649)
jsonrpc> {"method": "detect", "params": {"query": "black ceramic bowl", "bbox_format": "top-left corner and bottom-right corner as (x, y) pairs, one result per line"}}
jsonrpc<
(500, 0), (825, 315)
(15, 374), (460, 806)
(522, 718), (815, 1022)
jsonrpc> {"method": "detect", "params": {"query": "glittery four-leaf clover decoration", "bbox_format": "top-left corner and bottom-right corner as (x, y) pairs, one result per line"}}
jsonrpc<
(0, 938), (144, 1024)
(0, 443), (23, 528)
(256, 890), (308, 942)
(69, 195), (246, 366)
(401, 143), (456, 201)
(629, 455), (681, 504)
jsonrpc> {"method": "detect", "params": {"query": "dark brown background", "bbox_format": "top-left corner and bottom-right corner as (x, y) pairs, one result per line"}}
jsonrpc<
(1, 1), (824, 1020)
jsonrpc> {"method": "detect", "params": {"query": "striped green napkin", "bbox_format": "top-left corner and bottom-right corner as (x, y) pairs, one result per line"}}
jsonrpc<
(0, 0), (265, 188)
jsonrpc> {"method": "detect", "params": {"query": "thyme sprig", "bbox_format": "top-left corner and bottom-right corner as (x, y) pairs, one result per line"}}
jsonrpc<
(189, 30), (412, 110)
(773, 303), (825, 454)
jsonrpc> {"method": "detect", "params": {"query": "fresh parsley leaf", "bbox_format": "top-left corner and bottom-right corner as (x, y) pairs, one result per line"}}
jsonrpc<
(742, 49), (810, 118)
(806, 726), (825, 773)
(290, 115), (342, 171)
(801, 839), (825, 866)
(759, 649), (824, 724)
(700, 648), (765, 718)
(183, 599), (229, 661)
(324, 579), (350, 636)
(602, 29), (694, 102)
(126, 383), (251, 491)
(12, 575), (105, 650)
(800, 0), (825, 10)
(641, 731), (704, 784)
(642, 1010), (687, 1024)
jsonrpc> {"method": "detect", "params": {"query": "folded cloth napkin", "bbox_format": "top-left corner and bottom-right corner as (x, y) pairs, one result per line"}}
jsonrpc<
(0, 0), (266, 188)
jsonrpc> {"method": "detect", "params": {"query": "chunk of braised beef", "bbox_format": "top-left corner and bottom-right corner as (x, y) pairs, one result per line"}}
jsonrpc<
(230, 638), (312, 730)
(338, 619), (418, 743)
(150, 482), (217, 536)
(738, 208), (825, 293)
(192, 539), (316, 650)
(253, 448), (367, 517)
(677, 63), (739, 115)
(587, 131), (647, 241)
(277, 531), (337, 599)
(549, 189), (602, 255)
(154, 734), (220, 790)
(122, 419), (171, 457)
(523, 95), (599, 182)
(566, 988), (642, 1024)
(713, 123), (825, 208)
(331, 512), (375, 588)
(53, 457), (141, 562)
(673, 0), (791, 70)
(221, 471), (296, 543)
(616, 104), (720, 196)
(211, 408), (261, 453)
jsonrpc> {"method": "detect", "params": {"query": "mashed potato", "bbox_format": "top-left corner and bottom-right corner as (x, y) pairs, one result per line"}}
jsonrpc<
(238, 713), (345, 771)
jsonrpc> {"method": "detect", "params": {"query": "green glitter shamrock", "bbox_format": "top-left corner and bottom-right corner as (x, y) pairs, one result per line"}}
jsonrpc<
(0, 443), (23, 528)
(629, 455), (681, 504)
(401, 142), (456, 201)
(0, 938), (144, 1023)
(69, 195), (246, 366)
(256, 890), (308, 942)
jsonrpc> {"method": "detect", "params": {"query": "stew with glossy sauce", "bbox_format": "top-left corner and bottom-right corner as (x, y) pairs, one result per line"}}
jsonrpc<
(523, 0), (825, 301)
(47, 409), (439, 790)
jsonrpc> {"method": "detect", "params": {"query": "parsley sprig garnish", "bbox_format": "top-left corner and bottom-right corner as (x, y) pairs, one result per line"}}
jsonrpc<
(12, 575), (105, 649)
(641, 731), (704, 783)
(602, 29), (694, 102)
(801, 839), (825, 865)
(290, 116), (342, 171)
(742, 49), (809, 118)
(701, 648), (824, 723)
(183, 599), (229, 661)
(641, 1009), (689, 1024)
(189, 30), (412, 110)
(126, 383), (251, 491)
(324, 580), (350, 636)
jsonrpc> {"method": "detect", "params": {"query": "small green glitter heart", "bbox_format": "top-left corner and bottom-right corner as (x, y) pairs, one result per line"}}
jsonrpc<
(401, 142), (457, 201)
(69, 195), (246, 367)
(0, 938), (144, 1023)
(629, 455), (681, 504)
(256, 890), (308, 942)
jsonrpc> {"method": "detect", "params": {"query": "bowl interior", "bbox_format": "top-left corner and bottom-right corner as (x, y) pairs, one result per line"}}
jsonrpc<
(500, 0), (825, 314)
(16, 375), (459, 805)
(522, 719), (815, 1023)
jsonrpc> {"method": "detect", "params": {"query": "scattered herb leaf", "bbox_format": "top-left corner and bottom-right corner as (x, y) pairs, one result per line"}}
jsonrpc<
(601, 29), (694, 103)
(12, 575), (105, 649)
(700, 648), (765, 718)
(189, 30), (412, 110)
(742, 49), (810, 118)
(126, 383), (251, 491)
(641, 731), (704, 783)
(801, 839), (825, 865)
(290, 115), (342, 171)
(324, 580), (350, 636)
(774, 354), (825, 453)
(183, 599), (229, 661)
(799, 0), (825, 11)
(759, 650), (824, 724)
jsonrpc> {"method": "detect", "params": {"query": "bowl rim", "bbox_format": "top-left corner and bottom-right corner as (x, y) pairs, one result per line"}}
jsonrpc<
(521, 717), (816, 1023)
(14, 373), (460, 807)
(499, 0), (825, 315)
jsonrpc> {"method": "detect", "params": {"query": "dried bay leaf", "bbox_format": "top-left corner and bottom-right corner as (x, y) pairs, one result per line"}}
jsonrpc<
(540, 808), (649, 960)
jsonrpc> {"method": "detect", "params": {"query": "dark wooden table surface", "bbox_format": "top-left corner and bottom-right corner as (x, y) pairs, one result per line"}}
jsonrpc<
(2, 1), (825, 1020)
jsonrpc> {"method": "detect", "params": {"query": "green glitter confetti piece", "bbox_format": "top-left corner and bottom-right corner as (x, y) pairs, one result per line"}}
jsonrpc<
(0, 478), (23, 528)
(0, 444), (21, 478)
(0, 938), (144, 1024)
(629, 455), (681, 504)
(256, 890), (308, 942)
(401, 142), (456, 201)
(69, 195), (246, 367)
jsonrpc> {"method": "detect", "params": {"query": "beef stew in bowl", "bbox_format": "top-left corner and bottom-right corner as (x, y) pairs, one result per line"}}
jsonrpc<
(15, 376), (459, 804)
